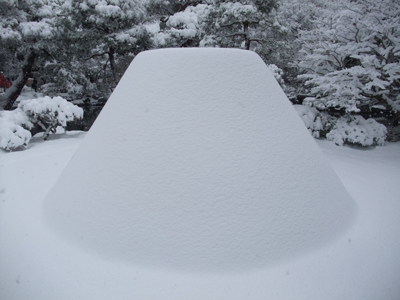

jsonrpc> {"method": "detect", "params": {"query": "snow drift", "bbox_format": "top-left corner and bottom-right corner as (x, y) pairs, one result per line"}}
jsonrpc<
(43, 48), (356, 272)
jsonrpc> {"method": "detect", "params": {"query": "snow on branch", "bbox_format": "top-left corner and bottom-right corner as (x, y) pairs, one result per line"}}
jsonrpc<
(0, 96), (83, 151)
(19, 96), (84, 140)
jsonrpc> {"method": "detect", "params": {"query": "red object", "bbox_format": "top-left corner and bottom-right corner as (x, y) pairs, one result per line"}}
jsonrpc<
(6, 81), (12, 88)
(0, 74), (5, 87)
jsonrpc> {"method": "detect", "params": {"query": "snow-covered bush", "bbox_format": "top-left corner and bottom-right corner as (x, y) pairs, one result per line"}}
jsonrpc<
(267, 64), (285, 88)
(326, 115), (387, 147)
(0, 96), (83, 151)
(294, 104), (387, 146)
(18, 96), (83, 140)
(293, 104), (333, 138)
(0, 109), (33, 151)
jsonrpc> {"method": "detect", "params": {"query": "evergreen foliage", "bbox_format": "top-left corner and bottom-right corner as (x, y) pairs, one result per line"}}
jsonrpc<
(1, 0), (399, 145)
(0, 0), (62, 109)
(297, 0), (400, 115)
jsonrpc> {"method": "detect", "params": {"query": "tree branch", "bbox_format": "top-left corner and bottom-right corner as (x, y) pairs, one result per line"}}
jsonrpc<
(82, 52), (109, 61)
(220, 19), (260, 28)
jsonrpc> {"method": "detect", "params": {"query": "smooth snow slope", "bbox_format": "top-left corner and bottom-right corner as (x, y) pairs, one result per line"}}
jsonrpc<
(43, 48), (355, 272)
(1, 134), (400, 300)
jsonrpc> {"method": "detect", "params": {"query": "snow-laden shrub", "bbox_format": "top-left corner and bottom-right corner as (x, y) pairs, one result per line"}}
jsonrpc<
(0, 96), (83, 151)
(294, 104), (386, 147)
(297, 0), (400, 114)
(326, 115), (387, 146)
(18, 96), (83, 140)
(0, 109), (33, 151)
(267, 64), (285, 88)
(293, 104), (333, 138)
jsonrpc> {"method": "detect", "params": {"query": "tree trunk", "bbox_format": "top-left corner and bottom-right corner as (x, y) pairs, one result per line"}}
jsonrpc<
(243, 22), (250, 50)
(108, 47), (117, 87)
(2, 50), (37, 110)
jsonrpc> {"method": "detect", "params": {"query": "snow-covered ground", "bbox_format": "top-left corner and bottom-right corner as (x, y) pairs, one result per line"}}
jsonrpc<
(1, 48), (399, 299)
(0, 131), (399, 300)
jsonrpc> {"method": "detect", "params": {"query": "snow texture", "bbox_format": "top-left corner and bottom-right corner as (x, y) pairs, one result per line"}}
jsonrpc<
(43, 48), (355, 273)
(1, 131), (400, 300)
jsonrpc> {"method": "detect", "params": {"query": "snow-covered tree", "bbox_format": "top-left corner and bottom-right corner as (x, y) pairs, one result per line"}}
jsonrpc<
(0, 0), (154, 110)
(201, 0), (280, 50)
(0, 0), (62, 110)
(163, 3), (211, 47)
(272, 0), (332, 96)
(51, 0), (152, 97)
(149, 0), (286, 71)
(297, 0), (400, 116)
(146, 0), (211, 47)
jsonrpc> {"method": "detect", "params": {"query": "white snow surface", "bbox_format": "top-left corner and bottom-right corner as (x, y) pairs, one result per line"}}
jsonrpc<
(1, 131), (400, 299)
(40, 48), (354, 274)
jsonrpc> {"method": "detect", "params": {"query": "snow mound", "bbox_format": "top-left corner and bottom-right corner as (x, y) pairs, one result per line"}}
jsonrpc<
(43, 48), (356, 272)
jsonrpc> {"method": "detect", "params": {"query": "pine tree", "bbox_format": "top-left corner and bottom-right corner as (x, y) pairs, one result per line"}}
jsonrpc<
(150, 0), (282, 56)
(297, 0), (400, 117)
(202, 0), (279, 50)
(146, 0), (211, 48)
(52, 0), (153, 97)
(272, 0), (331, 98)
(0, 0), (62, 110)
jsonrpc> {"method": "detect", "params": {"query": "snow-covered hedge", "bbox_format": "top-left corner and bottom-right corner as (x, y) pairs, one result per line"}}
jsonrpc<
(326, 115), (387, 147)
(294, 104), (387, 146)
(0, 96), (83, 151)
